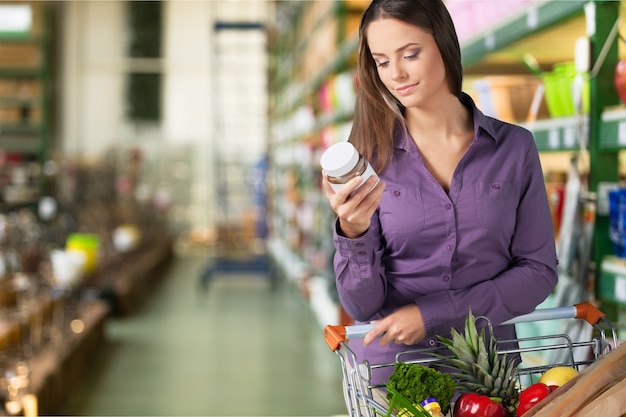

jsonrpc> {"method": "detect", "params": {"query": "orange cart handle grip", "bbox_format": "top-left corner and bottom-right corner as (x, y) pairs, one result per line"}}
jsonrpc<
(324, 325), (346, 352)
(573, 301), (606, 326)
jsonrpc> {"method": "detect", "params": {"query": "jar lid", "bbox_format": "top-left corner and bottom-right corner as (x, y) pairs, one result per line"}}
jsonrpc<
(320, 142), (359, 177)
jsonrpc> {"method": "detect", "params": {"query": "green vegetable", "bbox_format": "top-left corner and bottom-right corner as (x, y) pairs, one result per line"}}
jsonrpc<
(384, 386), (432, 417)
(386, 362), (455, 414)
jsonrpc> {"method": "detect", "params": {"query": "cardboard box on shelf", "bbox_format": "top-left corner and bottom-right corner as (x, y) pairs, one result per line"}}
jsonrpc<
(472, 75), (551, 123)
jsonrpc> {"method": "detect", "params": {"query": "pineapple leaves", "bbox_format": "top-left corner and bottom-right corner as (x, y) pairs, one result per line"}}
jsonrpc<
(431, 309), (521, 410)
(465, 310), (480, 355)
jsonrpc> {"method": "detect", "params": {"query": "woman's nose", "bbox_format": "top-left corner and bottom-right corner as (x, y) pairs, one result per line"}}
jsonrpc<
(391, 61), (406, 80)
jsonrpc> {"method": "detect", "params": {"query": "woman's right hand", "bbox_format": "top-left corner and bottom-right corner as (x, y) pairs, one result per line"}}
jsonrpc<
(322, 175), (385, 239)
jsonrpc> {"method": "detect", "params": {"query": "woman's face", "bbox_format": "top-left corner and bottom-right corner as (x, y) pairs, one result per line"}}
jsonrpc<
(366, 18), (449, 109)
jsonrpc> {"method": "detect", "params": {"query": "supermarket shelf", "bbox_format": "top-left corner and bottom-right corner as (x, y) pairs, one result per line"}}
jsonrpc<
(0, 29), (44, 43)
(461, 0), (587, 67)
(0, 97), (40, 106)
(271, 2), (333, 89)
(276, 35), (358, 116)
(0, 299), (109, 415)
(600, 107), (626, 150)
(85, 235), (175, 317)
(522, 115), (587, 152)
(0, 135), (43, 154)
(599, 256), (626, 308)
(0, 0), (53, 167)
(267, 237), (311, 282)
(0, 123), (42, 132)
(0, 68), (44, 77)
(32, 300), (109, 415)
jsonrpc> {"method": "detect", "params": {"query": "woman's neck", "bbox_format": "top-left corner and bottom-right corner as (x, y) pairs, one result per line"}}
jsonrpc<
(405, 95), (472, 145)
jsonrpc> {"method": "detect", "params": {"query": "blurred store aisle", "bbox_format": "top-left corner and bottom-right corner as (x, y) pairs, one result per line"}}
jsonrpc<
(63, 251), (346, 416)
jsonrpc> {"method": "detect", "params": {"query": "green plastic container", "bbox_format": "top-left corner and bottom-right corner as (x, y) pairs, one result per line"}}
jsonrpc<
(542, 62), (589, 117)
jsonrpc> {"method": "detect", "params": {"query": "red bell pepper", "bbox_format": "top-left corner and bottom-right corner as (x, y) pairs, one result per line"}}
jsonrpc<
(453, 393), (508, 417)
(516, 383), (551, 417)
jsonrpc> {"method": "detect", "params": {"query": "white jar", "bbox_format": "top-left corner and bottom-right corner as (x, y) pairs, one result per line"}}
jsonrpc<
(320, 142), (378, 193)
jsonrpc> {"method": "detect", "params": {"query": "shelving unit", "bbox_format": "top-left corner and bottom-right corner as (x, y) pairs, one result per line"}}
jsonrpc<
(0, 151), (175, 413)
(268, 0), (626, 328)
(267, 1), (362, 325)
(0, 2), (55, 206)
(0, 2), (52, 158)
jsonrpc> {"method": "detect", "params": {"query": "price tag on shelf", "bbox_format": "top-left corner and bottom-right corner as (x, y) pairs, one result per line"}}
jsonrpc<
(618, 121), (626, 146)
(0, 4), (31, 34)
(484, 33), (496, 51)
(563, 126), (576, 149)
(526, 6), (539, 30)
(548, 128), (560, 150)
(615, 275), (626, 304)
(596, 182), (620, 216)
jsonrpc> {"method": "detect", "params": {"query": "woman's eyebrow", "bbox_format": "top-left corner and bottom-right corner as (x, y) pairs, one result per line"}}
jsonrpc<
(371, 42), (420, 57)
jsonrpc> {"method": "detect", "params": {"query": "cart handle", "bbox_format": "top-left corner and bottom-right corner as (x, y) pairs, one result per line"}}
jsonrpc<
(323, 302), (605, 352)
(503, 302), (605, 326)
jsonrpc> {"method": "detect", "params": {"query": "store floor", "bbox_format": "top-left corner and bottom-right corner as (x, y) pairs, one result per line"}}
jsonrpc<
(62, 251), (347, 416)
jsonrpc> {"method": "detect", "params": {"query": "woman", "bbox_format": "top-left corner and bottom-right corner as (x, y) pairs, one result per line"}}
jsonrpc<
(322, 0), (558, 384)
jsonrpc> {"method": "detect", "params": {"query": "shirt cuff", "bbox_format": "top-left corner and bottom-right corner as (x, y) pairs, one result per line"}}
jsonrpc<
(333, 218), (377, 259)
(416, 291), (455, 337)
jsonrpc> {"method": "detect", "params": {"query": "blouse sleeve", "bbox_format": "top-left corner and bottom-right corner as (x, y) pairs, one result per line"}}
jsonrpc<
(332, 210), (388, 322)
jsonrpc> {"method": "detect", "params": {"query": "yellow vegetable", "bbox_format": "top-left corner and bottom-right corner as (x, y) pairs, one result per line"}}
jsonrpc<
(538, 366), (579, 387)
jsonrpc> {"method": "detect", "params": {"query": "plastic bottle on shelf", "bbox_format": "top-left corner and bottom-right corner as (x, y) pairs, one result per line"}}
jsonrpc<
(320, 142), (378, 193)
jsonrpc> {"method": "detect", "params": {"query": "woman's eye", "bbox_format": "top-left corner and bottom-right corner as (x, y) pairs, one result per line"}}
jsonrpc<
(376, 61), (389, 68)
(404, 52), (419, 60)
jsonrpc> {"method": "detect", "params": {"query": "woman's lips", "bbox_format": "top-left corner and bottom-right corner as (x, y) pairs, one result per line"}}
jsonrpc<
(396, 83), (417, 96)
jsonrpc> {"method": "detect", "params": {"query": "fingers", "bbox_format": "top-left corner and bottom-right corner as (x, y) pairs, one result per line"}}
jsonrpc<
(322, 176), (384, 239)
(364, 324), (412, 347)
(323, 175), (381, 204)
(363, 323), (402, 347)
(363, 319), (398, 347)
(333, 177), (383, 219)
(363, 322), (387, 346)
(327, 176), (365, 203)
(363, 304), (426, 347)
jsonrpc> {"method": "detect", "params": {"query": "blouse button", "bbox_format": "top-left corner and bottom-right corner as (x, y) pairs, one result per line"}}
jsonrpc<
(393, 190), (401, 197)
(356, 242), (365, 247)
(492, 183), (501, 190)
(428, 339), (436, 346)
(445, 203), (452, 210)
(447, 245), (453, 251)
(358, 251), (366, 256)
(442, 275), (450, 282)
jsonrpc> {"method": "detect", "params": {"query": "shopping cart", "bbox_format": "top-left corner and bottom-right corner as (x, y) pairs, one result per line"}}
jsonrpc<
(324, 302), (619, 417)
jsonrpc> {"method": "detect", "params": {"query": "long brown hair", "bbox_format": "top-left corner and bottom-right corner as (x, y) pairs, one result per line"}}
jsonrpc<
(349, 0), (463, 173)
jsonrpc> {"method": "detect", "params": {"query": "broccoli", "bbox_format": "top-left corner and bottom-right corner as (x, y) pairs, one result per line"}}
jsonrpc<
(386, 362), (455, 414)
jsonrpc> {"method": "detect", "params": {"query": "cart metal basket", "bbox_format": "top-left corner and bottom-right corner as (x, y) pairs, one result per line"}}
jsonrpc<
(324, 302), (619, 417)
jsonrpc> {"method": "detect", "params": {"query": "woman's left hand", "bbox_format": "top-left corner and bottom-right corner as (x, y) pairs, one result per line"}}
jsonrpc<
(363, 303), (426, 347)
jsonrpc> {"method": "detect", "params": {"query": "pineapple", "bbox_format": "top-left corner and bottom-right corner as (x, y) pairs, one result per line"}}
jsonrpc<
(435, 310), (520, 415)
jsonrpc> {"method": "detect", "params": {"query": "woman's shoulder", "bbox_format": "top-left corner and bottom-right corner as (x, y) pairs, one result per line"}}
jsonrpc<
(485, 117), (538, 155)
(465, 95), (535, 149)
(487, 116), (534, 139)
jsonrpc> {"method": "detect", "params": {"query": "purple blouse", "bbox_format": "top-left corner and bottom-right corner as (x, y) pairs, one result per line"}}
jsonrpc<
(333, 94), (558, 377)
